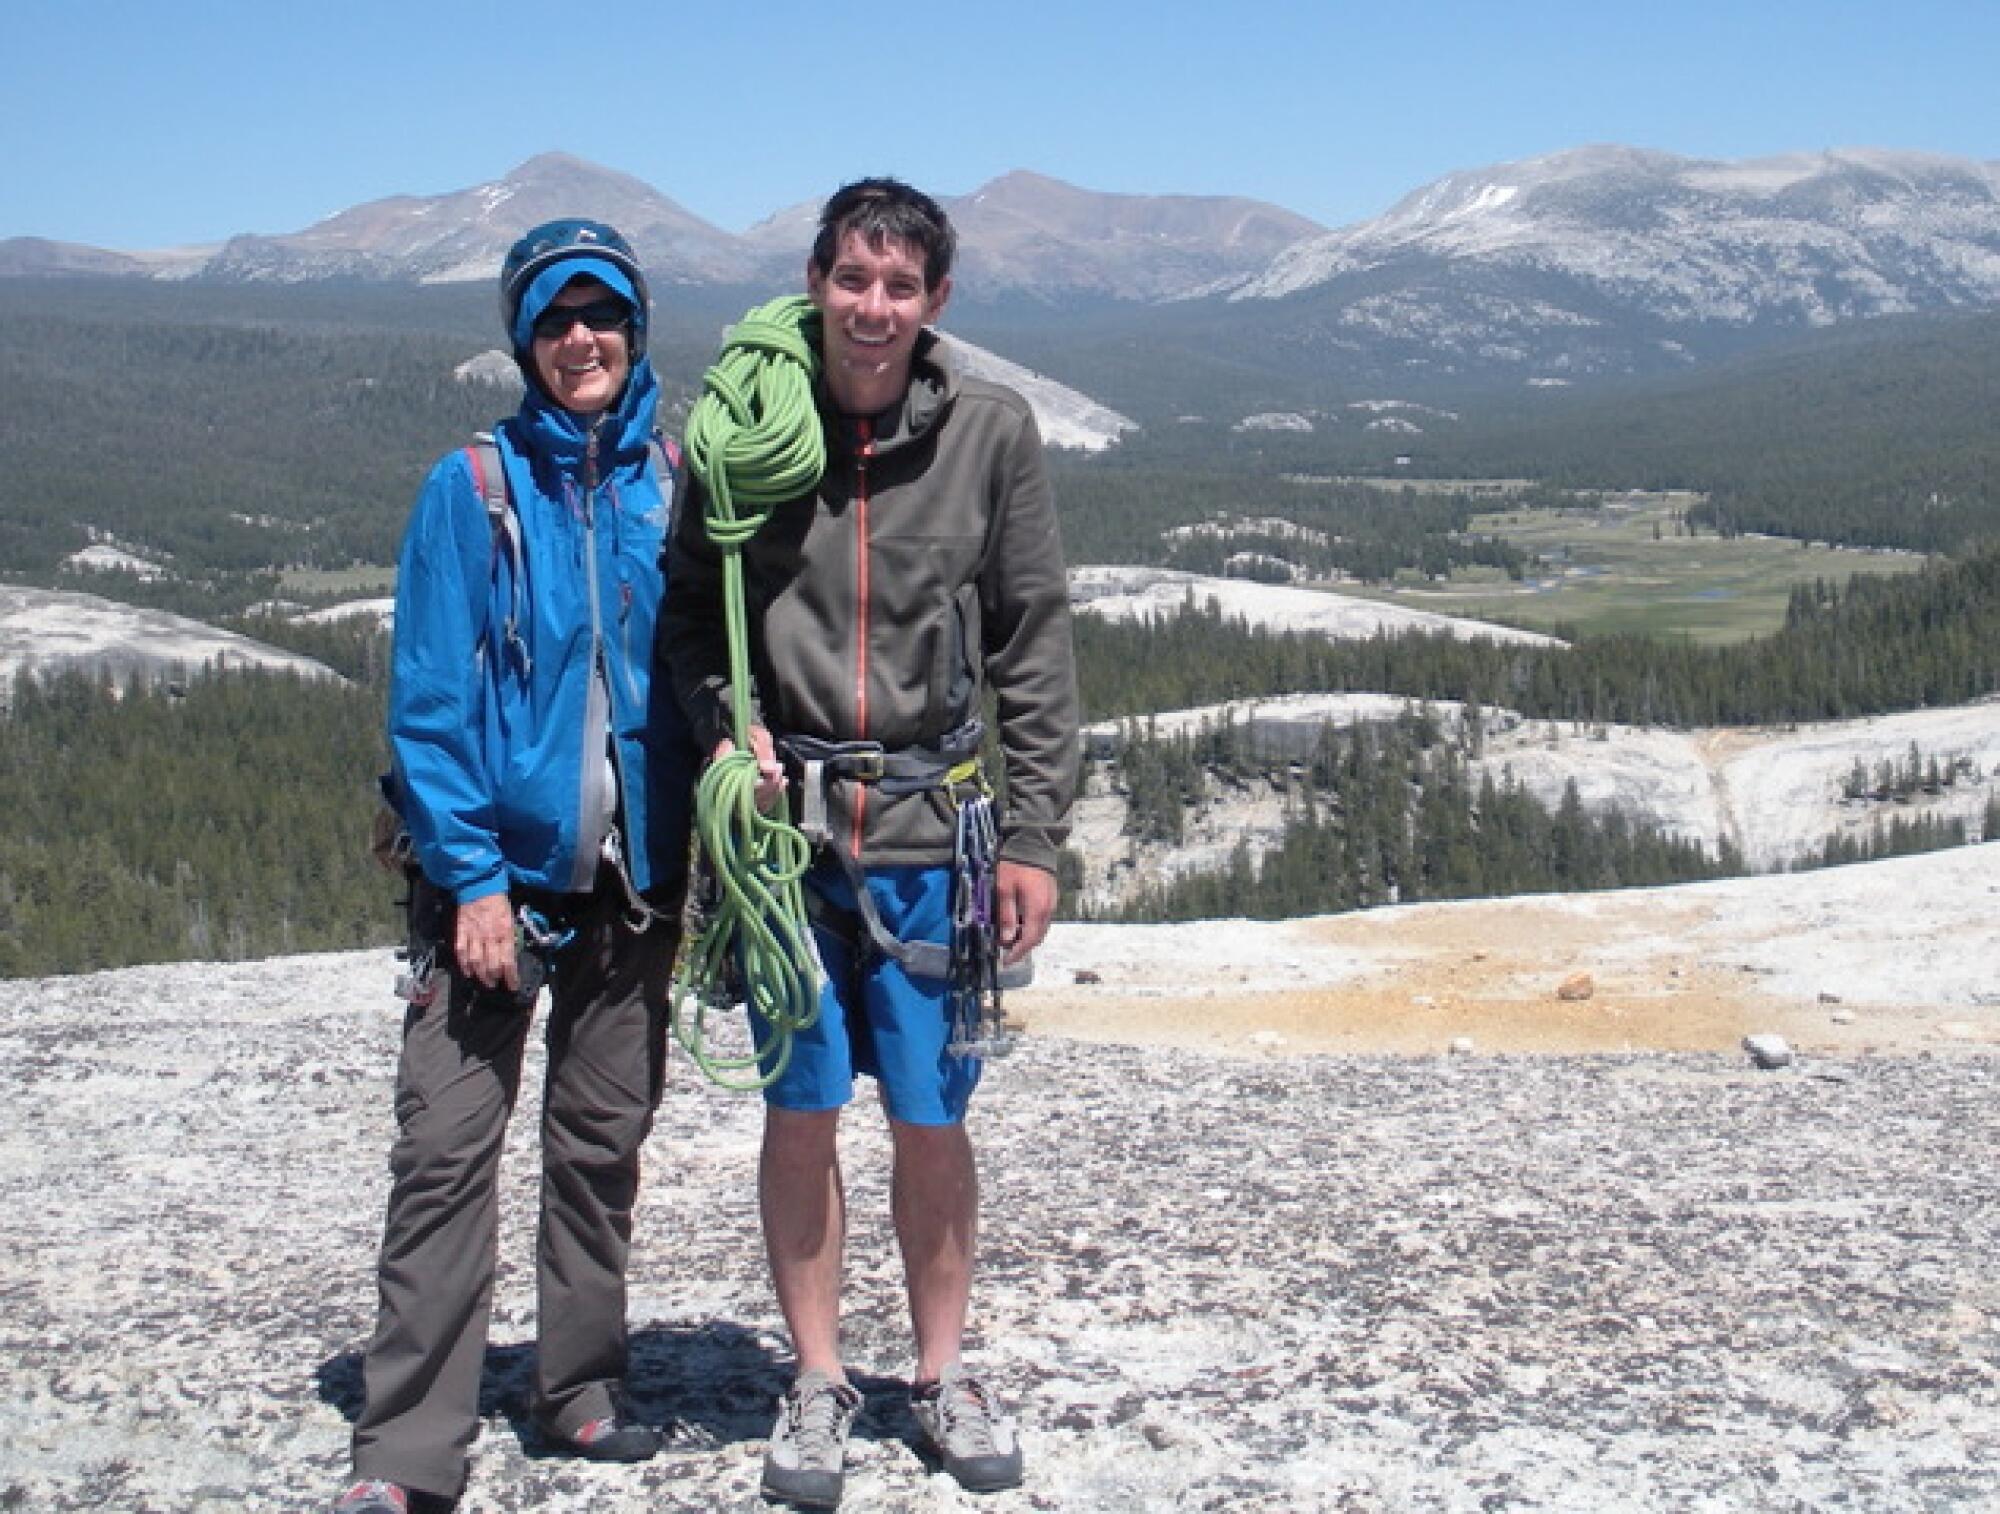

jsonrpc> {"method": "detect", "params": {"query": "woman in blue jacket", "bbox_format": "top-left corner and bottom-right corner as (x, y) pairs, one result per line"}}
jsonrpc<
(338, 220), (693, 1514)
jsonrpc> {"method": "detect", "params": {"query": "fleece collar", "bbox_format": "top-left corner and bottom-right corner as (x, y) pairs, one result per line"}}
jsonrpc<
(819, 327), (957, 459)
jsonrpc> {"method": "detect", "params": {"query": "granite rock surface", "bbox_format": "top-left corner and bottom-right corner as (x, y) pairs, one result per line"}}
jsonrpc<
(0, 947), (1995, 1512)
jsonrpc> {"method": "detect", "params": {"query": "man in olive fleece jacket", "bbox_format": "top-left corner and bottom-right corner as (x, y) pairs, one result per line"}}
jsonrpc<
(659, 178), (1077, 1503)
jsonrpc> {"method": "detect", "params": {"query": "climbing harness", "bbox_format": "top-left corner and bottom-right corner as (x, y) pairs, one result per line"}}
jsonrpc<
(671, 297), (829, 1090)
(510, 903), (576, 1006)
(390, 887), (575, 1014)
(781, 720), (1022, 1060)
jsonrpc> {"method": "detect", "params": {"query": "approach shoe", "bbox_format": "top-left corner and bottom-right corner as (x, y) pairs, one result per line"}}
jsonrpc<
(541, 1409), (662, 1463)
(332, 1482), (408, 1514)
(761, 1369), (863, 1509)
(912, 1362), (1024, 1493)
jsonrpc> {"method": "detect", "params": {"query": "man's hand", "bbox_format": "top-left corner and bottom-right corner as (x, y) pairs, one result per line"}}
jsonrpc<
(454, 892), (518, 990)
(712, 726), (786, 811)
(994, 860), (1057, 965)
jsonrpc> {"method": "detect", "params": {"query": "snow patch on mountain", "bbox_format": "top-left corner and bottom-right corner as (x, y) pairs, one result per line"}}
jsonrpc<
(1072, 692), (2000, 909)
(295, 599), (395, 629)
(1239, 146), (2000, 333)
(937, 334), (1136, 451)
(0, 587), (343, 691)
(941, 169), (1325, 302)
(453, 348), (522, 388)
(1071, 567), (1563, 648)
(196, 152), (759, 287)
(63, 545), (168, 580)
(1235, 411), (1314, 433)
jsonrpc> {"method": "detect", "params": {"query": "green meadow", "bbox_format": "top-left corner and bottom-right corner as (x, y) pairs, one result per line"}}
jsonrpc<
(1343, 490), (1927, 644)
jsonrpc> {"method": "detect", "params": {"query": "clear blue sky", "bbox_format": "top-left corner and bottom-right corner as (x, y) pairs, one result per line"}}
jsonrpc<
(6, 0), (1998, 248)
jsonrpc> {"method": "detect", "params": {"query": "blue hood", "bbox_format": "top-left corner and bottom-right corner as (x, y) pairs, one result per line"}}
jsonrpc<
(510, 255), (647, 356)
(510, 256), (660, 456)
(512, 350), (662, 475)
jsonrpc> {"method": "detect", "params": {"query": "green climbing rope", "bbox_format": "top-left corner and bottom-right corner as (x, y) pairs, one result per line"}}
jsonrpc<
(671, 296), (829, 1091)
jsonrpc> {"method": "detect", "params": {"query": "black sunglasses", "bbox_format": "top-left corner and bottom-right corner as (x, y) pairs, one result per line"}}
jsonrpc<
(531, 298), (631, 341)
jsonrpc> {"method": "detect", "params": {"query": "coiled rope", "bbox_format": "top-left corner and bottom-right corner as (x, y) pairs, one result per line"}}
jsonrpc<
(671, 295), (828, 1090)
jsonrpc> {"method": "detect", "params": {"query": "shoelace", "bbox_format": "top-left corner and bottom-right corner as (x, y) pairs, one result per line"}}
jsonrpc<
(934, 1377), (1003, 1453)
(787, 1380), (859, 1461)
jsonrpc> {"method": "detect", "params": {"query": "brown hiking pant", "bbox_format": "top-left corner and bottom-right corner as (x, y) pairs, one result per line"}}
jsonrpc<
(350, 878), (678, 1498)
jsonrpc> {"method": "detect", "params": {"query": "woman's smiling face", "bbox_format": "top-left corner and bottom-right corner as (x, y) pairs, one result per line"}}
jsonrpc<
(529, 278), (632, 416)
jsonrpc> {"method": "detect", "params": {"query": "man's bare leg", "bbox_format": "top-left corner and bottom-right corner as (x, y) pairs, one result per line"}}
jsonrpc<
(889, 1118), (978, 1382)
(760, 1106), (847, 1378)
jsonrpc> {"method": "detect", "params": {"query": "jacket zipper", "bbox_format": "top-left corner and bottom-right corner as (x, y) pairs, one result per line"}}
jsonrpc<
(850, 417), (874, 860)
(575, 423), (616, 891)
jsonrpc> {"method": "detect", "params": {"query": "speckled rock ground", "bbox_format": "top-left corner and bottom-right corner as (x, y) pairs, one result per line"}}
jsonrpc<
(1, 937), (1995, 1512)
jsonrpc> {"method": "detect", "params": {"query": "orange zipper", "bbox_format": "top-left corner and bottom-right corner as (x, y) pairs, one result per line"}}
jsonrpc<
(849, 418), (874, 859)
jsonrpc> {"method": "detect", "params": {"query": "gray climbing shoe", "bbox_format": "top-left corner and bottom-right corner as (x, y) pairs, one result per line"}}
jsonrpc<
(911, 1362), (1023, 1493)
(762, 1369), (862, 1508)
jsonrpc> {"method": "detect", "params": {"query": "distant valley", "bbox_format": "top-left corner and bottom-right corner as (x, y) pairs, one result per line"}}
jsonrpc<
(7, 142), (2000, 977)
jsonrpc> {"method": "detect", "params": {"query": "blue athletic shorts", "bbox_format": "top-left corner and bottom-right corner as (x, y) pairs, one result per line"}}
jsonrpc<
(752, 863), (983, 1125)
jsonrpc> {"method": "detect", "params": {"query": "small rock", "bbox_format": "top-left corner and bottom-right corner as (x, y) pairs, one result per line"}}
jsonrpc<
(1141, 1421), (1180, 1451)
(1448, 1037), (1476, 1056)
(1556, 972), (1595, 1002)
(1829, 1010), (1856, 1025)
(1073, 968), (1102, 986)
(1743, 1033), (1795, 1069)
(1818, 991), (1842, 1005)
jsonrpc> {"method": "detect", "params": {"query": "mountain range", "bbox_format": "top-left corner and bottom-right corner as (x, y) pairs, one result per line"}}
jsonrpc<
(7, 145), (2000, 380)
(1226, 144), (2000, 377)
(0, 152), (1321, 306)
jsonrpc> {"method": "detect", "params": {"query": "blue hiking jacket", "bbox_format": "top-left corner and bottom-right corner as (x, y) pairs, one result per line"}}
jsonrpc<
(387, 358), (694, 905)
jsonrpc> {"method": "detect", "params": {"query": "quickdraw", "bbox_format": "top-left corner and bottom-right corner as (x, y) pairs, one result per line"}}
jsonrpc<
(947, 790), (1015, 1059)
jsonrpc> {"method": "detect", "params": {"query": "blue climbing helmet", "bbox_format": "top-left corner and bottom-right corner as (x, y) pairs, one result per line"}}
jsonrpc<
(499, 217), (650, 359)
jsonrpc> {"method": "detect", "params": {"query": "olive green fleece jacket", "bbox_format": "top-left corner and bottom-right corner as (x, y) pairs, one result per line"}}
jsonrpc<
(659, 330), (1080, 875)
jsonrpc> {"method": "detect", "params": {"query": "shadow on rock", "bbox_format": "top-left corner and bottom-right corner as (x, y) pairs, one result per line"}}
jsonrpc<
(315, 1320), (787, 1455)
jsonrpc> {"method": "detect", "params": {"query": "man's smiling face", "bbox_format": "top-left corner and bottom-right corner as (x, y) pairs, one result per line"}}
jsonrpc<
(807, 229), (950, 417)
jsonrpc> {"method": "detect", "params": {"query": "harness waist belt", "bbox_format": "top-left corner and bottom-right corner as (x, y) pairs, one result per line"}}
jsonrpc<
(780, 716), (985, 799)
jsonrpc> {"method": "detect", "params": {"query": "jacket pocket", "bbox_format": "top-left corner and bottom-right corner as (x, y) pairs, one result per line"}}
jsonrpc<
(867, 536), (982, 738)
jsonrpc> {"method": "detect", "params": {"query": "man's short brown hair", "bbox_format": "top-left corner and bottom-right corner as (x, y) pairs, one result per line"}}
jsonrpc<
(811, 178), (957, 291)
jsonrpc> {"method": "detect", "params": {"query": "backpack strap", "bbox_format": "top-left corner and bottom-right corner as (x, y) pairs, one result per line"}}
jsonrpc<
(464, 432), (530, 678)
(466, 432), (522, 566)
(646, 431), (684, 520)
(460, 429), (677, 681)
